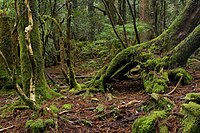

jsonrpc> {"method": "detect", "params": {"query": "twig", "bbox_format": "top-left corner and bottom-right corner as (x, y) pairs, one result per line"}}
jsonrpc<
(0, 125), (15, 132)
(164, 75), (183, 96)
(118, 100), (143, 109)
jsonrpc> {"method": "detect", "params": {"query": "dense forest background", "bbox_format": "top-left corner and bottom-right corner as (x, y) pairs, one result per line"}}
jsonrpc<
(0, 0), (200, 132)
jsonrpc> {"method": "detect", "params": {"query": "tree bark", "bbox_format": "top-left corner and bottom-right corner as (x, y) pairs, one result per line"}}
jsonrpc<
(17, 0), (60, 101)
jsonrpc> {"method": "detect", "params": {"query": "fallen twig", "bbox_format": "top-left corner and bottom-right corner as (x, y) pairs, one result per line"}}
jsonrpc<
(0, 125), (15, 132)
(164, 75), (183, 96)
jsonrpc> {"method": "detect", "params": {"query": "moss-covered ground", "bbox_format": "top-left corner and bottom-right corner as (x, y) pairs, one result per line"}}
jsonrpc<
(0, 59), (200, 132)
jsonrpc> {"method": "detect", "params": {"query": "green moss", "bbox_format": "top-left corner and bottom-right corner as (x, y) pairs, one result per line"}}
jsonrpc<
(182, 102), (200, 117)
(142, 70), (169, 93)
(44, 119), (55, 127)
(181, 115), (200, 133)
(181, 102), (200, 133)
(26, 118), (55, 133)
(132, 110), (167, 133)
(26, 119), (45, 132)
(159, 124), (168, 133)
(49, 105), (59, 113)
(184, 93), (200, 104)
(150, 93), (174, 111)
(169, 68), (192, 84)
(62, 104), (73, 110)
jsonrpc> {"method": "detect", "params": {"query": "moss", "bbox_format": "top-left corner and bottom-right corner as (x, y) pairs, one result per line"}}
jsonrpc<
(132, 110), (167, 133)
(150, 93), (174, 111)
(142, 70), (169, 93)
(62, 104), (73, 110)
(181, 102), (200, 133)
(182, 102), (200, 117)
(49, 105), (59, 113)
(181, 115), (200, 133)
(44, 119), (55, 127)
(26, 118), (55, 133)
(169, 68), (192, 84)
(159, 124), (168, 133)
(184, 93), (200, 104)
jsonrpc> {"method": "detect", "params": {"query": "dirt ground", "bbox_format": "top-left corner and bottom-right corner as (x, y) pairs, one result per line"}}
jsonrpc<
(0, 64), (200, 133)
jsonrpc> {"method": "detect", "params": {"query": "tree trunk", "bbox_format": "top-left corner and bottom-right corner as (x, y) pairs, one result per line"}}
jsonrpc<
(17, 0), (59, 101)
(66, 0), (81, 92)
(88, 0), (95, 41)
(96, 0), (200, 91)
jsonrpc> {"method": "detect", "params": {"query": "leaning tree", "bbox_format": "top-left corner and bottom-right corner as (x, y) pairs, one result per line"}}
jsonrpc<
(94, 0), (200, 93)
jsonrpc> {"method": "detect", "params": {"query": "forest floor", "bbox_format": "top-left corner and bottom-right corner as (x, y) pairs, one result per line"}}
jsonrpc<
(0, 60), (200, 133)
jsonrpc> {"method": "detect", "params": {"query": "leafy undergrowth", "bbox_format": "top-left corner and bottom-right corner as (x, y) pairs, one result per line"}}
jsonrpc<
(0, 64), (200, 132)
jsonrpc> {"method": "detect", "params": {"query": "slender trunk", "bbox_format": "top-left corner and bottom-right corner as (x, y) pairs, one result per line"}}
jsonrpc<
(88, 0), (95, 41)
(66, 0), (81, 91)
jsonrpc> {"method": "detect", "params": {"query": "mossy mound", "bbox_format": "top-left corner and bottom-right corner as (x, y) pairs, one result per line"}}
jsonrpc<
(142, 70), (169, 93)
(169, 68), (192, 84)
(184, 93), (200, 104)
(181, 102), (200, 133)
(25, 118), (55, 133)
(132, 110), (168, 133)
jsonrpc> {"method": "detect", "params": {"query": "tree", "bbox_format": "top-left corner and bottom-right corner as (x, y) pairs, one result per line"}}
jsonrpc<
(94, 0), (200, 92)
(16, 0), (59, 109)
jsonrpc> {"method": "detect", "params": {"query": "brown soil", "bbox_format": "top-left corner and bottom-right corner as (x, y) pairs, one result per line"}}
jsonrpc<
(0, 64), (200, 133)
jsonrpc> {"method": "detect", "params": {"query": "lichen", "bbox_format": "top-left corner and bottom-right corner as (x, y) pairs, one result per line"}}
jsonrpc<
(132, 110), (167, 133)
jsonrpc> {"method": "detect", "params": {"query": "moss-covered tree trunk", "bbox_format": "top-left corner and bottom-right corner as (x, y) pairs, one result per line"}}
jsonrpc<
(96, 0), (200, 91)
(17, 0), (59, 102)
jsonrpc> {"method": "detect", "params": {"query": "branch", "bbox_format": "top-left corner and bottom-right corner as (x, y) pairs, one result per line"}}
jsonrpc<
(92, 6), (107, 15)
(127, 0), (140, 44)
(164, 75), (183, 96)
(102, 0), (126, 48)
(113, 3), (128, 46)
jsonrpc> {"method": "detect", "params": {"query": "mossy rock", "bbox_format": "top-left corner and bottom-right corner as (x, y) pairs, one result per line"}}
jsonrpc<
(26, 118), (55, 133)
(132, 110), (168, 133)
